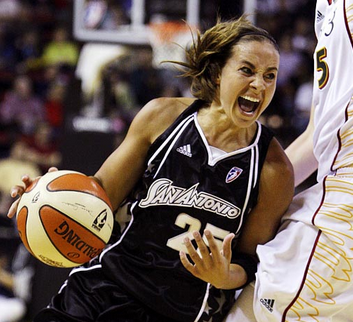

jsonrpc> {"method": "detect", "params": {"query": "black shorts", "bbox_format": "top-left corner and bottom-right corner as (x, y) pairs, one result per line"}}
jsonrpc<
(33, 266), (180, 322)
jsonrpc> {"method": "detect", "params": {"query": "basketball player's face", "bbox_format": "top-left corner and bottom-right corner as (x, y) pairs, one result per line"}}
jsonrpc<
(217, 40), (279, 128)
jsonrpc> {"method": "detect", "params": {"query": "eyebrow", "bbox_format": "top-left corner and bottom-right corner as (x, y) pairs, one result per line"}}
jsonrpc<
(241, 60), (278, 72)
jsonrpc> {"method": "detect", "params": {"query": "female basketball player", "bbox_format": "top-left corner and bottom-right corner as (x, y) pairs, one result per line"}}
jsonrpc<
(8, 16), (294, 322)
(225, 1), (353, 321)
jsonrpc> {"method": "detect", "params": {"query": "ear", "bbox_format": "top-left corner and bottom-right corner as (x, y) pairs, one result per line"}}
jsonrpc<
(215, 75), (221, 85)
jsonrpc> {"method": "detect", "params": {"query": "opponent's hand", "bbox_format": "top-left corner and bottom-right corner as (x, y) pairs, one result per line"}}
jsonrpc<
(7, 167), (58, 218)
(179, 229), (235, 289)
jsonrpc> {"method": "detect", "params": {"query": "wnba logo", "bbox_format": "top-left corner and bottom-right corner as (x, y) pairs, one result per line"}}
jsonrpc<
(92, 210), (108, 232)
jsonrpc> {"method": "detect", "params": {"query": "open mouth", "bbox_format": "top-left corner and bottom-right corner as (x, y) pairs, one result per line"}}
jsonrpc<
(238, 96), (260, 114)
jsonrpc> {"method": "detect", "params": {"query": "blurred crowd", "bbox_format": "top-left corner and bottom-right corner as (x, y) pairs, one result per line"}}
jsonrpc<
(0, 1), (75, 321)
(0, 0), (317, 321)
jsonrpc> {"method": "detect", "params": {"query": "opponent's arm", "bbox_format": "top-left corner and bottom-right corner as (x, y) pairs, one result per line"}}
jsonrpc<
(285, 104), (317, 187)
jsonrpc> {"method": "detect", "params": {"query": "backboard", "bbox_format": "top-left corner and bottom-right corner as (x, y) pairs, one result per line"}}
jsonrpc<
(73, 0), (200, 45)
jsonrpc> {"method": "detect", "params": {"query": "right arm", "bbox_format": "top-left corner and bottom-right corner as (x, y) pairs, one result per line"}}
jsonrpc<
(94, 97), (194, 211)
(92, 99), (160, 211)
(7, 97), (194, 217)
(285, 104), (318, 187)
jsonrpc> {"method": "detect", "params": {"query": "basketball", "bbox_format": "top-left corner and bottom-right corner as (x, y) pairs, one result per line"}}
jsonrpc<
(16, 170), (114, 268)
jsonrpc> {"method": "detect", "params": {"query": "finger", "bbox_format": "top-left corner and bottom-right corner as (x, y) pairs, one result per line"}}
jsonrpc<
(222, 233), (235, 261)
(203, 230), (222, 261)
(21, 174), (38, 190)
(192, 231), (212, 266)
(179, 250), (196, 274)
(7, 198), (20, 218)
(8, 178), (31, 219)
(48, 167), (58, 173)
(183, 236), (203, 268)
(21, 174), (32, 187)
(11, 185), (25, 198)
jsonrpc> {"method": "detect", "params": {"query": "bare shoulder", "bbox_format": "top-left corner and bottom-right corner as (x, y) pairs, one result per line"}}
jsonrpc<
(261, 137), (294, 199)
(265, 138), (294, 177)
(143, 97), (195, 120)
(131, 97), (196, 143)
(236, 138), (294, 253)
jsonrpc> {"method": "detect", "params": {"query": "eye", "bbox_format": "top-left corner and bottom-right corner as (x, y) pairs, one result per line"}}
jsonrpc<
(264, 73), (276, 80)
(240, 67), (253, 75)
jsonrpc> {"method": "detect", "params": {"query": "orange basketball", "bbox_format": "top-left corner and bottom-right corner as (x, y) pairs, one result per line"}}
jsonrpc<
(16, 170), (114, 268)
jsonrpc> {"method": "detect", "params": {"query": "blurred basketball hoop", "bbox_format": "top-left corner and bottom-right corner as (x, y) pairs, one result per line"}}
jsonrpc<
(74, 0), (200, 47)
(148, 19), (195, 68)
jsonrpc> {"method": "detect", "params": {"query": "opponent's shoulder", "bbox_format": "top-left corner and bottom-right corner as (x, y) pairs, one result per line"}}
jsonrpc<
(131, 97), (196, 143)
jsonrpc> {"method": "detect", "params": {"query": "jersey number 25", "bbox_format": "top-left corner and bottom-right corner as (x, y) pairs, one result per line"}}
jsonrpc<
(166, 213), (231, 254)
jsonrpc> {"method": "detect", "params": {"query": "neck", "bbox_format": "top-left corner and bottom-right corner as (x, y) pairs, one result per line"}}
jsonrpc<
(197, 107), (257, 152)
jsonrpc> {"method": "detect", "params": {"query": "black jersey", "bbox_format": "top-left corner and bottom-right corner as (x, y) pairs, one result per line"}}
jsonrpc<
(100, 100), (273, 322)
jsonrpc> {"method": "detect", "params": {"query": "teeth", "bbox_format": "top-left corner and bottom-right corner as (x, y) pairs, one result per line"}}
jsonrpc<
(240, 96), (260, 103)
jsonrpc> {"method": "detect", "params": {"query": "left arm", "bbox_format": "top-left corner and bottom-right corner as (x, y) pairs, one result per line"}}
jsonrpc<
(236, 137), (294, 254)
(180, 138), (294, 289)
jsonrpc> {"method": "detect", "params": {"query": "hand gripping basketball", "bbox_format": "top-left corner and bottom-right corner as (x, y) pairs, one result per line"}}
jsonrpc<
(15, 169), (114, 268)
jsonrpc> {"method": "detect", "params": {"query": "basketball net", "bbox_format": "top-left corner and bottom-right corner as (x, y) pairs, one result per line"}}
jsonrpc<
(148, 21), (195, 69)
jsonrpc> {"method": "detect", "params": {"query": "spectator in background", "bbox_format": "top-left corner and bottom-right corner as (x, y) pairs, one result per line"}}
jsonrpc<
(0, 74), (45, 136)
(291, 16), (316, 57)
(101, 56), (136, 115)
(293, 73), (313, 136)
(41, 26), (79, 69)
(99, 0), (131, 29)
(35, 63), (70, 102)
(277, 33), (304, 89)
(83, 0), (131, 30)
(130, 47), (164, 108)
(0, 0), (29, 25)
(15, 28), (42, 72)
(0, 27), (17, 75)
(44, 82), (65, 135)
(10, 121), (62, 174)
(256, 0), (309, 15)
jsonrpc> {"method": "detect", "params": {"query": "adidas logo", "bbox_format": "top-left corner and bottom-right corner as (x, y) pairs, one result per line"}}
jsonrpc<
(260, 298), (275, 312)
(317, 10), (325, 22)
(176, 144), (192, 157)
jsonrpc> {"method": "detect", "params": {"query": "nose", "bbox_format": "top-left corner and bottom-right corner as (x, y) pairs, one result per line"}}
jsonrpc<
(250, 74), (265, 92)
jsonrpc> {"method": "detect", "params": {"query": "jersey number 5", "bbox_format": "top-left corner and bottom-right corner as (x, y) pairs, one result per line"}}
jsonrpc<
(166, 213), (231, 254)
(316, 47), (329, 89)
